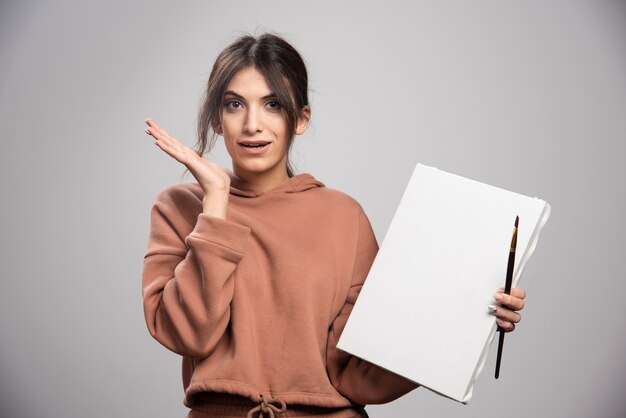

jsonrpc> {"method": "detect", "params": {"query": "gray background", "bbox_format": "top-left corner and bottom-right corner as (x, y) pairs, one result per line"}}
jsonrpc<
(1, 0), (624, 417)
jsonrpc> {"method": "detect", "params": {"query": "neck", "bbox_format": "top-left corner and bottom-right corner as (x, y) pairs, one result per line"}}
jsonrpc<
(233, 166), (290, 193)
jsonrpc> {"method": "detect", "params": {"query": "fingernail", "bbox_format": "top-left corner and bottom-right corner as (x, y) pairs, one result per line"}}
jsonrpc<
(496, 319), (504, 326)
(488, 305), (497, 314)
(145, 128), (151, 135)
(493, 293), (503, 301)
(144, 118), (151, 123)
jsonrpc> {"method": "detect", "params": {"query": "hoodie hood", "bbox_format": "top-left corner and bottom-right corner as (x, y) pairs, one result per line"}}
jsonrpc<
(228, 172), (325, 198)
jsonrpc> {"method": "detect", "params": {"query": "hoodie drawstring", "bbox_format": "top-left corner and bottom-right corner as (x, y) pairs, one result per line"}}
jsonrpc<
(246, 394), (287, 418)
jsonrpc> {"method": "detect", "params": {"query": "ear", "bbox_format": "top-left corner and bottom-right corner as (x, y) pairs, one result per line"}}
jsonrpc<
(294, 106), (311, 136)
(214, 122), (223, 135)
(212, 115), (224, 135)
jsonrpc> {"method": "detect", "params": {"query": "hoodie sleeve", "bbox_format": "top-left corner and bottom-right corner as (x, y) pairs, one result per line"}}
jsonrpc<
(141, 185), (251, 359)
(326, 209), (419, 405)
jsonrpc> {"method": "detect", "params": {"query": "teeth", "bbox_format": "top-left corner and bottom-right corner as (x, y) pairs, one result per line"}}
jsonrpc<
(242, 143), (268, 148)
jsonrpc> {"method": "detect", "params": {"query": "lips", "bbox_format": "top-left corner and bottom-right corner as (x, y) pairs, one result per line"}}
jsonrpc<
(240, 142), (270, 148)
(238, 141), (271, 155)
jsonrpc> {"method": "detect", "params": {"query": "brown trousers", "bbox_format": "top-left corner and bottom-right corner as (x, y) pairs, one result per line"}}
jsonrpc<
(185, 392), (369, 418)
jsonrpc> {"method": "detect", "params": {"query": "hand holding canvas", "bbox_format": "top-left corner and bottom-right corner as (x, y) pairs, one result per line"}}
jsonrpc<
(490, 287), (526, 332)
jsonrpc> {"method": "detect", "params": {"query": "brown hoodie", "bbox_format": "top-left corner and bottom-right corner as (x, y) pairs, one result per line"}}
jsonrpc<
(141, 173), (418, 415)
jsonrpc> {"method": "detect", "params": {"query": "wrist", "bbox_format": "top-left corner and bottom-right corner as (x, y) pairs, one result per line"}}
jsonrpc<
(202, 191), (229, 219)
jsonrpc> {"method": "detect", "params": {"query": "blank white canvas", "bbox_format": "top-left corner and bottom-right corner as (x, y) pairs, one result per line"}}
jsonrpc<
(337, 163), (551, 403)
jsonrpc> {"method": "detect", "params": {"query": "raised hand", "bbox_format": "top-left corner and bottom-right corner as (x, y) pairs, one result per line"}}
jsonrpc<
(144, 118), (230, 218)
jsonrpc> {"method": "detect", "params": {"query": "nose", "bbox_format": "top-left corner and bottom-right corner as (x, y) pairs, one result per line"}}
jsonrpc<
(243, 106), (263, 134)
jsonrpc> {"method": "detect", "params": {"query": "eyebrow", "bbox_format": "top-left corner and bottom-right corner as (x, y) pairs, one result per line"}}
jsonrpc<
(223, 90), (277, 100)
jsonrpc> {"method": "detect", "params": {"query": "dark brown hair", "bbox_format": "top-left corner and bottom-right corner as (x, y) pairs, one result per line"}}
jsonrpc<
(182, 32), (309, 180)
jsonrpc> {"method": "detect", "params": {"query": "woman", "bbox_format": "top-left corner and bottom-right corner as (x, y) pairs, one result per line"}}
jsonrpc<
(141, 33), (526, 418)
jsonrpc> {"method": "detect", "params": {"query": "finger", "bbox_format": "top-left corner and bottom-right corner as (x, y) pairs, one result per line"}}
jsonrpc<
(493, 292), (524, 311)
(490, 305), (522, 323)
(497, 287), (526, 299)
(146, 124), (180, 149)
(146, 122), (172, 140)
(144, 124), (182, 156)
(144, 118), (155, 136)
(144, 119), (172, 139)
(511, 287), (526, 299)
(153, 136), (185, 160)
(145, 120), (158, 138)
(496, 319), (516, 332)
(143, 119), (197, 167)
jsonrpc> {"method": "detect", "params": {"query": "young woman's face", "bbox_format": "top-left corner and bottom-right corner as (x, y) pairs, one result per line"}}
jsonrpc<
(218, 66), (307, 185)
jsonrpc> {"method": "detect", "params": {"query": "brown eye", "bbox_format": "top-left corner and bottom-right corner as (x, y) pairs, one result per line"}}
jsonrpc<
(225, 100), (243, 109)
(266, 100), (281, 110)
